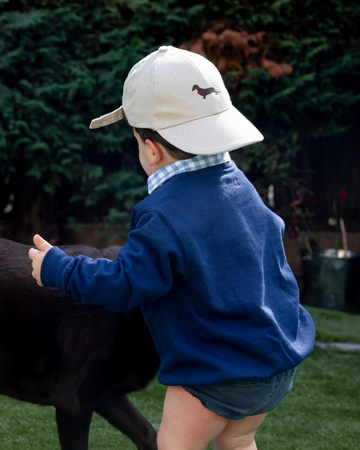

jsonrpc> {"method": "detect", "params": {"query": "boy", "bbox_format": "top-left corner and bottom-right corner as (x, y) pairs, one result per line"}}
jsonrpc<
(29, 46), (315, 450)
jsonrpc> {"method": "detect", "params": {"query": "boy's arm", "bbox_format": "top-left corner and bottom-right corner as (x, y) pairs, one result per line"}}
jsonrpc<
(28, 212), (186, 313)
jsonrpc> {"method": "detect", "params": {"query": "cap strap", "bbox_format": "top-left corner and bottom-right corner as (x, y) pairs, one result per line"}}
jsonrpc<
(89, 106), (125, 129)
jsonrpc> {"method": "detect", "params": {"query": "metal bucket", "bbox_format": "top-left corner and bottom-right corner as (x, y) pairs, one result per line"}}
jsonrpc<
(302, 249), (360, 314)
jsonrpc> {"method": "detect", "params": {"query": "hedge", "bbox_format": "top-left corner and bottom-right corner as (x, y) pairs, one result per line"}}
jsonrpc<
(0, 0), (359, 242)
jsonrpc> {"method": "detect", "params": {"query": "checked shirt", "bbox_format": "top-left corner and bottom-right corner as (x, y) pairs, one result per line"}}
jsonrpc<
(147, 152), (231, 194)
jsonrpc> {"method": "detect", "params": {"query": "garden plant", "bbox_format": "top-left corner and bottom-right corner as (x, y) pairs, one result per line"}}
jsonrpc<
(0, 1), (359, 448)
(0, 0), (359, 242)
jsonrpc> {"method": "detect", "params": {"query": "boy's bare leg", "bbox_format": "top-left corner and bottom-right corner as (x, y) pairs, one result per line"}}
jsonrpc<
(157, 386), (266, 450)
(213, 412), (267, 450)
(157, 386), (227, 450)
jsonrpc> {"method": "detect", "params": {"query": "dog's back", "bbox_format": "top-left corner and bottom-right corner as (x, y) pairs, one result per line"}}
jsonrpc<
(0, 238), (159, 409)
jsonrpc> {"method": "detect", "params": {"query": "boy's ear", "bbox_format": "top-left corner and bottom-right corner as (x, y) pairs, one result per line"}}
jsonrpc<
(145, 139), (163, 166)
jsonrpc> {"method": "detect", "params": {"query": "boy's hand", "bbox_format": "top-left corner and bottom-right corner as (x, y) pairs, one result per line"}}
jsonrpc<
(28, 234), (53, 286)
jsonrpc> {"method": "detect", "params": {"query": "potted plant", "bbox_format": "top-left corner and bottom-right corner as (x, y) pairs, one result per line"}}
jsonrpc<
(287, 189), (360, 314)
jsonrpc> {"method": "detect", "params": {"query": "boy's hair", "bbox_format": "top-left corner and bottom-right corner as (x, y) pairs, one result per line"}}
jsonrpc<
(135, 128), (196, 160)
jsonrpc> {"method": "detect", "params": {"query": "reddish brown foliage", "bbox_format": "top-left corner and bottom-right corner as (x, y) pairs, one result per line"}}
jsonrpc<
(180, 28), (293, 89)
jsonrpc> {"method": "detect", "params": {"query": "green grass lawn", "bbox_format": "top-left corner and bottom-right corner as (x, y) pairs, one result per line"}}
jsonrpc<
(0, 306), (359, 449)
(305, 305), (360, 343)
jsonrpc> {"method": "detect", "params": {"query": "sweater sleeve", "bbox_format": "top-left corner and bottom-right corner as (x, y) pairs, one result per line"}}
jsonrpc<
(40, 211), (186, 312)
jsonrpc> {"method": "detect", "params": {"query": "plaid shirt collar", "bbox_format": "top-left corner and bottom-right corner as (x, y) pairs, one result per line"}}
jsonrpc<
(147, 152), (231, 194)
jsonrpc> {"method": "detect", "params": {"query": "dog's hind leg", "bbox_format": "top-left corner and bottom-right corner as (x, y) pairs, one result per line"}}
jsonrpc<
(95, 395), (157, 450)
(55, 406), (93, 450)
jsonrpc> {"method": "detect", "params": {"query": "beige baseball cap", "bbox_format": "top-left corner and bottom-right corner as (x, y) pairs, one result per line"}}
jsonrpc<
(90, 45), (263, 155)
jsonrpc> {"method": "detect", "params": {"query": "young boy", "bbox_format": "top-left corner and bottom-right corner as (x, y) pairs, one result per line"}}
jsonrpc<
(29, 46), (315, 450)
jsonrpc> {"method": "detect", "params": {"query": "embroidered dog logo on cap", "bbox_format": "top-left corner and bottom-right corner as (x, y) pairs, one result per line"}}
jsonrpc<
(192, 85), (220, 99)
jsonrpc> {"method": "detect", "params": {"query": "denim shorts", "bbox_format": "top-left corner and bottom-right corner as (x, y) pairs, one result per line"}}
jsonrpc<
(182, 366), (297, 420)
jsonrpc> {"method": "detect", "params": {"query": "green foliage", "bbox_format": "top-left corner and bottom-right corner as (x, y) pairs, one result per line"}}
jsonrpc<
(0, 0), (205, 239)
(0, 0), (359, 240)
(211, 0), (360, 180)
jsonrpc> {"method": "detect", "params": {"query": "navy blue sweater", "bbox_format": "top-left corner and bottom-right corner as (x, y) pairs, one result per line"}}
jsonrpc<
(41, 161), (315, 386)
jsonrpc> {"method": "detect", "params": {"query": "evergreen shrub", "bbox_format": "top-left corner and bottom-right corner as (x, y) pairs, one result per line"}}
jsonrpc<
(0, 0), (205, 241)
(0, 0), (359, 241)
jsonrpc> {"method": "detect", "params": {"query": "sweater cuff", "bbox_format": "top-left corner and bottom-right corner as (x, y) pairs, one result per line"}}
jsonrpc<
(41, 246), (73, 289)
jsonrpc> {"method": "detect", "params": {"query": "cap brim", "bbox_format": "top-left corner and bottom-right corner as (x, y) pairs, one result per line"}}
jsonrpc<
(89, 106), (125, 129)
(157, 106), (263, 155)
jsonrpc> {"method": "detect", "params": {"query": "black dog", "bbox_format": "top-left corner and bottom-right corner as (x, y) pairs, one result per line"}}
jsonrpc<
(0, 238), (160, 450)
(192, 84), (220, 99)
